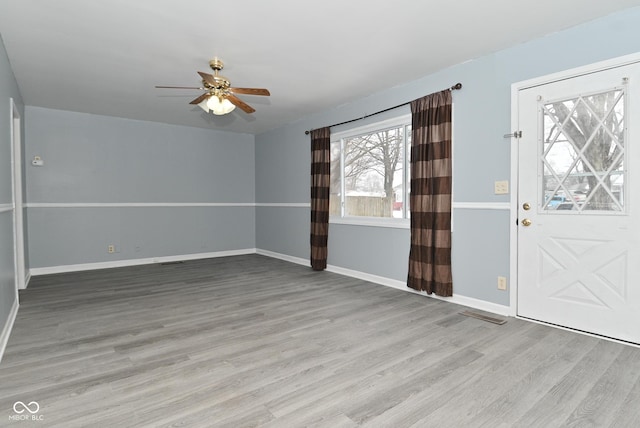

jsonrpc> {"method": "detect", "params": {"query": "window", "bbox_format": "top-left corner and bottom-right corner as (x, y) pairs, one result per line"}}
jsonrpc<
(540, 88), (626, 213)
(330, 115), (411, 225)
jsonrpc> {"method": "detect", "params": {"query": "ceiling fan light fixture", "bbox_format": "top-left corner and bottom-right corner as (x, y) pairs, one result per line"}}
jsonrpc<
(206, 95), (236, 115)
(197, 98), (210, 113)
(157, 58), (269, 115)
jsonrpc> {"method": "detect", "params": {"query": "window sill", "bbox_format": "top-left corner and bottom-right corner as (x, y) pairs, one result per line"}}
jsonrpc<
(329, 216), (410, 229)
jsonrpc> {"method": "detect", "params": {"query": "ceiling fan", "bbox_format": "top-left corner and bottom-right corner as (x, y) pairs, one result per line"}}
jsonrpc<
(155, 58), (270, 115)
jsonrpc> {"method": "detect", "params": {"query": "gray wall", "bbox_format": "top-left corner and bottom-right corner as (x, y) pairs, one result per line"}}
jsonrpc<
(25, 107), (255, 268)
(0, 33), (24, 332)
(255, 6), (640, 307)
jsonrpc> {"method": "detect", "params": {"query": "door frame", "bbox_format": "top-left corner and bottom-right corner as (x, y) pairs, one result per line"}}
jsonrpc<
(509, 52), (640, 318)
(10, 98), (26, 291)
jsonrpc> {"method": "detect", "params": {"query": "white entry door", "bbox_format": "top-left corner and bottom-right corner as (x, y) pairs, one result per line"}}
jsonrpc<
(517, 60), (640, 344)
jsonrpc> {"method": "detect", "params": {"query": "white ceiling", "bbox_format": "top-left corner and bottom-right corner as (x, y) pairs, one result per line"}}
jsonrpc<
(1, 0), (640, 135)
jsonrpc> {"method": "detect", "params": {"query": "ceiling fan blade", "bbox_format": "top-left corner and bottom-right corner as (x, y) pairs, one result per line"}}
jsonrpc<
(155, 85), (203, 89)
(189, 93), (212, 105)
(197, 71), (216, 86)
(226, 94), (255, 114)
(229, 87), (270, 96)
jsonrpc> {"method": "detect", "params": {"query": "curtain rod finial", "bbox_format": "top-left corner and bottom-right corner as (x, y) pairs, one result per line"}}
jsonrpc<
(451, 83), (462, 90)
(305, 130), (310, 135)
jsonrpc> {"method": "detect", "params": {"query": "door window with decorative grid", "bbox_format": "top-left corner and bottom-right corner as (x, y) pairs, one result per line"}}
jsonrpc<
(540, 87), (626, 213)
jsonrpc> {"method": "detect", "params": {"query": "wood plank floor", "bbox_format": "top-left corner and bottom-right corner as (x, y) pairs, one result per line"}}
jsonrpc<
(1, 254), (639, 427)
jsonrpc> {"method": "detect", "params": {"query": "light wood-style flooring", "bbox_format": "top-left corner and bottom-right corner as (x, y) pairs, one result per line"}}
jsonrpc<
(1, 254), (639, 427)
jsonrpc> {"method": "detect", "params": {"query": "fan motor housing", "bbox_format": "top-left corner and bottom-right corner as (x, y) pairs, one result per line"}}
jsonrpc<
(203, 58), (230, 90)
(203, 76), (230, 90)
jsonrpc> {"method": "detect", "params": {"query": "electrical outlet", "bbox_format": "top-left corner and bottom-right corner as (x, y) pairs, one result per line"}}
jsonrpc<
(494, 180), (509, 195)
(108, 245), (115, 254)
(497, 276), (507, 290)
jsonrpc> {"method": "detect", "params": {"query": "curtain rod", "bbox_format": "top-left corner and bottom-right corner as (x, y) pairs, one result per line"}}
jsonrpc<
(304, 83), (462, 135)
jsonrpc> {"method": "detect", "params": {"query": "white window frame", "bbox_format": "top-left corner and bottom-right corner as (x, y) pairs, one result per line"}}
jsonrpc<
(330, 114), (411, 229)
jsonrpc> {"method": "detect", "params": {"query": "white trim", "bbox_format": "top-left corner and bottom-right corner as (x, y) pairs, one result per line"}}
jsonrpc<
(28, 246), (511, 321)
(25, 202), (256, 208)
(256, 249), (308, 266)
(29, 248), (257, 276)
(23, 202), (509, 211)
(0, 204), (13, 213)
(453, 202), (510, 210)
(434, 292), (512, 317)
(257, 249), (511, 317)
(24, 271), (32, 289)
(0, 298), (18, 364)
(10, 98), (26, 291)
(509, 76), (520, 317)
(326, 263), (406, 288)
(25, 202), (311, 209)
(328, 202), (509, 230)
(509, 52), (640, 318)
(330, 217), (410, 229)
(255, 203), (310, 208)
(326, 263), (511, 316)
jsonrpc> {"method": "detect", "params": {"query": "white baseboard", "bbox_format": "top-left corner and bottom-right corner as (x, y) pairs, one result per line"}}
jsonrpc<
(256, 249), (309, 266)
(0, 298), (19, 364)
(327, 263), (512, 316)
(422, 290), (512, 316)
(22, 271), (31, 290)
(257, 249), (511, 317)
(29, 248), (258, 276)
(28, 247), (510, 317)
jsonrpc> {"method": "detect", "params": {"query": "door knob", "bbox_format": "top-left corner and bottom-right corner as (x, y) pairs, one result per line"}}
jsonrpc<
(522, 218), (532, 227)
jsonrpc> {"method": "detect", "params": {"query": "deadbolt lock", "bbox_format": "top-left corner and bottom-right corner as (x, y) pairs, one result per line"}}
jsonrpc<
(522, 202), (531, 211)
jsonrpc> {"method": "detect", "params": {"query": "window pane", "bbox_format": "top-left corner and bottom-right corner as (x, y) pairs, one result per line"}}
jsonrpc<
(330, 140), (341, 216)
(541, 89), (625, 212)
(343, 127), (404, 218)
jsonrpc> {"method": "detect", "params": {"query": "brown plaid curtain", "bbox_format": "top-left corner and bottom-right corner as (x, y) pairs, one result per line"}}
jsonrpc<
(407, 90), (453, 296)
(310, 127), (331, 270)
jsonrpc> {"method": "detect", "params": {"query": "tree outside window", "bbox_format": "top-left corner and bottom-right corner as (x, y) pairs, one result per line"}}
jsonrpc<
(331, 120), (410, 220)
